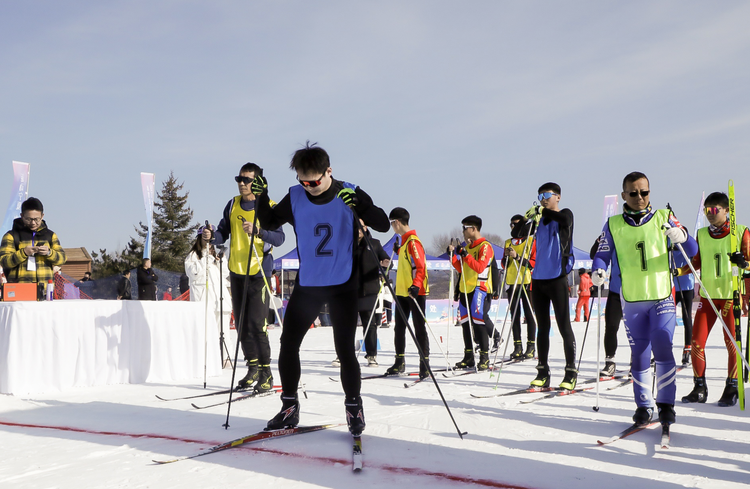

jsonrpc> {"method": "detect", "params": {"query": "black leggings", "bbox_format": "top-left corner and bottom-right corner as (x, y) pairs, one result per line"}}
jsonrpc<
(359, 305), (379, 358)
(531, 276), (576, 370)
(674, 289), (694, 347)
(393, 295), (429, 360)
(279, 286), (360, 399)
(507, 284), (536, 343)
(230, 273), (271, 365)
(603, 291), (623, 358)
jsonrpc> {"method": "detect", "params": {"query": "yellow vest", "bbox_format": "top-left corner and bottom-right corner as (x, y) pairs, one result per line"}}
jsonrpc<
(503, 237), (533, 286)
(395, 234), (430, 296)
(697, 225), (747, 300)
(459, 240), (493, 294)
(228, 196), (276, 275)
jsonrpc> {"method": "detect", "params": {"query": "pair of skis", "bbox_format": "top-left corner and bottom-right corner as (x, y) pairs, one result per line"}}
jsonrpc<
(153, 423), (364, 471)
(597, 421), (671, 449)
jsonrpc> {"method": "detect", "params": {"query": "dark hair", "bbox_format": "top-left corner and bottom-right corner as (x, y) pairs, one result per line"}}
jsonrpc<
(289, 141), (330, 175)
(240, 162), (262, 176)
(537, 182), (561, 195)
(21, 197), (44, 214)
(84, 271), (92, 276)
(705, 191), (729, 208)
(622, 172), (649, 191)
(389, 207), (410, 226)
(461, 215), (482, 231)
(578, 268), (586, 275)
(189, 235), (216, 260)
(510, 214), (524, 223)
(122, 269), (131, 276)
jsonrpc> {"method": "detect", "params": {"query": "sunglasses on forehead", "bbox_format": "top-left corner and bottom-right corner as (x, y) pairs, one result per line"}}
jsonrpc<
(235, 176), (252, 185)
(297, 172), (326, 188)
(704, 206), (723, 215)
(538, 192), (558, 201)
(628, 190), (650, 198)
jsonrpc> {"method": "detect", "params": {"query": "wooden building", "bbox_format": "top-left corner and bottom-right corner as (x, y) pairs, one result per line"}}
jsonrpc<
(61, 247), (92, 280)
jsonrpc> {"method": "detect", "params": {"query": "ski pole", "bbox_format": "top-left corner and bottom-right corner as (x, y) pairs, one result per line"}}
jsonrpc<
(204, 220), (211, 389)
(224, 171), (265, 429)
(593, 283), (602, 412)
(490, 215), (535, 368)
(410, 295), (452, 370)
(352, 209), (466, 439)
(357, 249), (394, 361)
(447, 238), (455, 363)
(672, 241), (750, 374)
(576, 294), (597, 372)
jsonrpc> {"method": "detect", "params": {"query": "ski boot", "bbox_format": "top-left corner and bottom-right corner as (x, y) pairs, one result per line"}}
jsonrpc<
(681, 376), (707, 403)
(657, 402), (676, 426)
(523, 341), (536, 359)
(681, 346), (691, 366)
(509, 341), (524, 360)
(419, 357), (430, 380)
(345, 396), (366, 436)
(454, 349), (475, 369)
(633, 406), (654, 426)
(491, 334), (501, 353)
(365, 355), (378, 367)
(600, 357), (616, 377)
(477, 351), (490, 371)
(718, 378), (739, 407)
(530, 365), (550, 388)
(254, 365), (274, 394)
(237, 361), (258, 390)
(385, 355), (405, 376)
(331, 357), (341, 367)
(266, 393), (300, 430)
(559, 367), (578, 390)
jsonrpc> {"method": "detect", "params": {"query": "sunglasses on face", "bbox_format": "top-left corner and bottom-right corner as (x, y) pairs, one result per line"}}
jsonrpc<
(628, 190), (650, 198)
(705, 206), (723, 215)
(297, 173), (326, 188)
(462, 225), (475, 231)
(538, 192), (557, 201)
(235, 176), (252, 185)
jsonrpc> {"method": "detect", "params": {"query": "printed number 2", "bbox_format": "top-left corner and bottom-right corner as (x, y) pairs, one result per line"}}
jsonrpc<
(315, 224), (333, 257)
(635, 241), (647, 271)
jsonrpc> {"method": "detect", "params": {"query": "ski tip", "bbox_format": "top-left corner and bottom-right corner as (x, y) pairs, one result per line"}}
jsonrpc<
(190, 403), (200, 409)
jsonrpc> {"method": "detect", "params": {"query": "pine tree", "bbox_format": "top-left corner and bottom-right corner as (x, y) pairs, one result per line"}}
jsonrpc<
(133, 171), (199, 273)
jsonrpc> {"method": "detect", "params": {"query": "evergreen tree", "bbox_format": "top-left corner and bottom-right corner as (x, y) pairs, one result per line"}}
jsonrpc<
(133, 171), (198, 273)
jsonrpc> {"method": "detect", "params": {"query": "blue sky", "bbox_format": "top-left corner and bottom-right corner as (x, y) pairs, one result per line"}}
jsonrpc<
(1, 1), (749, 260)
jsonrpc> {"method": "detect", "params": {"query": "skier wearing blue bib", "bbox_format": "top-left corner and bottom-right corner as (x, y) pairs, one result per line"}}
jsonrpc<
(252, 142), (389, 436)
(519, 183), (577, 390)
(592, 171), (698, 427)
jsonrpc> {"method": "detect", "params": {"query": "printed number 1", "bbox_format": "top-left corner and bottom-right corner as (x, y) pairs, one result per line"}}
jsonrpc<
(714, 253), (721, 277)
(635, 241), (647, 271)
(315, 224), (333, 257)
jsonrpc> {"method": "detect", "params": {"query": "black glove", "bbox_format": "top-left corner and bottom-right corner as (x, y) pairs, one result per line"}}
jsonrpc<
(408, 285), (419, 298)
(456, 246), (468, 258)
(492, 293), (500, 301)
(446, 246), (452, 255)
(393, 241), (399, 254)
(251, 175), (268, 196)
(729, 251), (749, 269)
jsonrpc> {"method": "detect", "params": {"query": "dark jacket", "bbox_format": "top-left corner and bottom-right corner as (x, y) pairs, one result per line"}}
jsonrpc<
(118, 275), (132, 300)
(137, 266), (158, 300)
(358, 233), (388, 298)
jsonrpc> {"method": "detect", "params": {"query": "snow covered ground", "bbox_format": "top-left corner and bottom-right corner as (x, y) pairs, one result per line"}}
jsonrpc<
(2, 318), (749, 489)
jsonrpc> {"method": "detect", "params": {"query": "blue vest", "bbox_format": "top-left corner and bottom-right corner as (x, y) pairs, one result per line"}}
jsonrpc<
(290, 182), (356, 287)
(533, 218), (574, 280)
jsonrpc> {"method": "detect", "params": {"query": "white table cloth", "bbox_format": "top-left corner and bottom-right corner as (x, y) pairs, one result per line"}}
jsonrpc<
(0, 300), (221, 395)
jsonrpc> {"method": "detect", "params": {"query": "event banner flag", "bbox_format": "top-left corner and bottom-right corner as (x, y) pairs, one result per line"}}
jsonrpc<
(1, 161), (31, 236)
(602, 194), (618, 226)
(141, 172), (155, 259)
(694, 191), (706, 237)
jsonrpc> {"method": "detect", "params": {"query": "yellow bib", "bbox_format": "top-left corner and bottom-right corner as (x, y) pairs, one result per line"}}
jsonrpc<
(228, 196), (276, 275)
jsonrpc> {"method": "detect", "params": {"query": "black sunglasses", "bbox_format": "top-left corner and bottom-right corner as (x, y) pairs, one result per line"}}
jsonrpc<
(628, 190), (650, 198)
(235, 176), (252, 185)
(297, 173), (326, 188)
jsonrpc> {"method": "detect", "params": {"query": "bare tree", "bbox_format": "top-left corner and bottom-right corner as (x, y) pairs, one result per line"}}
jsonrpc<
(429, 227), (462, 255)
